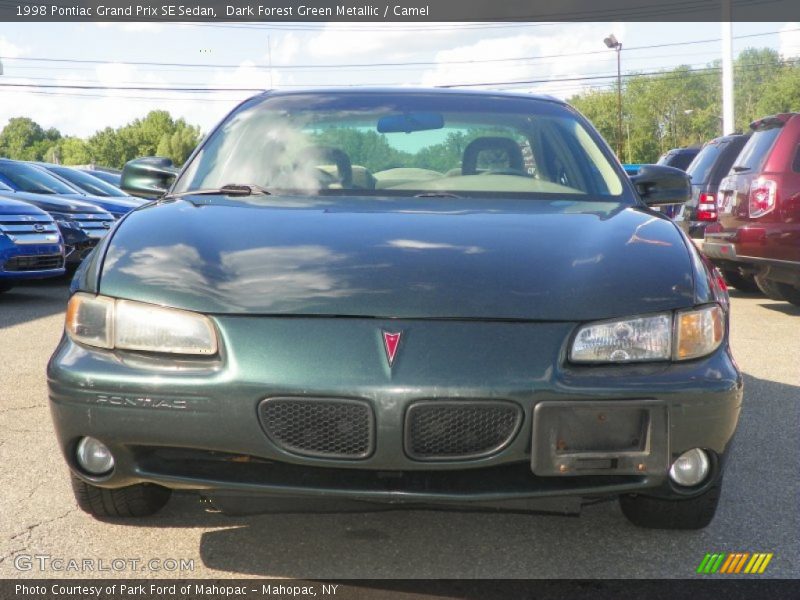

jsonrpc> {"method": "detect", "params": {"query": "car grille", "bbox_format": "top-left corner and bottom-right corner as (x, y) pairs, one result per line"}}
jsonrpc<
(71, 213), (115, 237)
(3, 254), (64, 272)
(259, 397), (374, 460)
(0, 215), (60, 245)
(405, 401), (523, 460)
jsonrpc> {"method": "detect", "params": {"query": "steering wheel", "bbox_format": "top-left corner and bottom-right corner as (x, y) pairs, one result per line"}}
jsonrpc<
(297, 146), (353, 189)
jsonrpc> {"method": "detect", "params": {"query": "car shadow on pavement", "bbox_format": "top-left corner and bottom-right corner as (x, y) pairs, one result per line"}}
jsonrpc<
(0, 277), (70, 329)
(757, 302), (800, 316)
(94, 371), (797, 578)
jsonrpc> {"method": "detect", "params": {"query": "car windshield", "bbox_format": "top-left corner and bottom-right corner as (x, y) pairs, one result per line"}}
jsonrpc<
(0, 162), (79, 195)
(49, 166), (127, 197)
(174, 92), (624, 199)
(733, 125), (782, 172)
(686, 143), (722, 185)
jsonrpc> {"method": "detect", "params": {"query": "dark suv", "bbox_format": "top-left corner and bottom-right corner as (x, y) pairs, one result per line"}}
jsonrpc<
(704, 114), (800, 305)
(658, 147), (701, 171)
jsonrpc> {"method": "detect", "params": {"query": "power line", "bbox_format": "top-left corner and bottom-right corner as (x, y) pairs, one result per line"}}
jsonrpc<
(0, 82), (265, 93)
(445, 58), (799, 89)
(2, 57), (795, 96)
(0, 47), (731, 83)
(3, 88), (248, 103)
(3, 27), (797, 72)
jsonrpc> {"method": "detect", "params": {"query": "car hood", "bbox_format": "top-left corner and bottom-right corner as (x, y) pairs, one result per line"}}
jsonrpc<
(59, 193), (140, 214)
(99, 196), (695, 321)
(0, 194), (50, 216)
(0, 190), (109, 214)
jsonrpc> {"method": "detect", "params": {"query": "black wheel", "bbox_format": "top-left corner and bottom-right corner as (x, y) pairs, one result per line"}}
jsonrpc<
(619, 483), (721, 530)
(70, 473), (171, 518)
(755, 275), (788, 301)
(771, 282), (800, 307)
(721, 269), (759, 293)
(0, 282), (14, 294)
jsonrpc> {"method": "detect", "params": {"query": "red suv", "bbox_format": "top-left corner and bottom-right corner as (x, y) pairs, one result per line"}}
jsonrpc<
(704, 114), (800, 305)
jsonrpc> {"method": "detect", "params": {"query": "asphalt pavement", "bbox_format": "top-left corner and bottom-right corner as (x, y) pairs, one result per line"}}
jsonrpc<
(0, 279), (797, 579)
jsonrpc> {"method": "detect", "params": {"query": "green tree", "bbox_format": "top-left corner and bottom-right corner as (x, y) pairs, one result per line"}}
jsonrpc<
(55, 137), (94, 165)
(0, 117), (61, 161)
(734, 47), (783, 132)
(310, 128), (408, 172)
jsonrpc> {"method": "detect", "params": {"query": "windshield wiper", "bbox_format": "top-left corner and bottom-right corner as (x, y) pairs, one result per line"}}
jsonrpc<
(163, 183), (272, 199)
(731, 165), (750, 172)
(414, 192), (462, 198)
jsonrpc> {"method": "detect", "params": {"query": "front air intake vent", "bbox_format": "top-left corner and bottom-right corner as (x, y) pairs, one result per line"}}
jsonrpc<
(405, 400), (523, 461)
(259, 397), (374, 460)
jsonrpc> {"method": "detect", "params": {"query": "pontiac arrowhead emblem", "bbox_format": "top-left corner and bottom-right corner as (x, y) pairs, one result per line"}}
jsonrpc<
(382, 331), (402, 367)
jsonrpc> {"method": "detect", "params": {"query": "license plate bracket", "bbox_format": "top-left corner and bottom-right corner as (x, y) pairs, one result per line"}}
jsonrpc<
(531, 400), (669, 476)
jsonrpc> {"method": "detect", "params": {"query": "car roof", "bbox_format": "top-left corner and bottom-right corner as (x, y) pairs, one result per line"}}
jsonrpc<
(254, 87), (567, 106)
(665, 147), (701, 154)
(706, 133), (749, 143)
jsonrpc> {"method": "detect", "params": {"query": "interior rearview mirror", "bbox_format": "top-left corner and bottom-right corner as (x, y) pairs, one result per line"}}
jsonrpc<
(377, 112), (444, 134)
(630, 164), (691, 206)
(120, 157), (178, 199)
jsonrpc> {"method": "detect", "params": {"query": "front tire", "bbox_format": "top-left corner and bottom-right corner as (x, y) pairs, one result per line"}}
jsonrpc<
(619, 483), (721, 530)
(70, 473), (171, 518)
(755, 275), (787, 301)
(0, 282), (14, 294)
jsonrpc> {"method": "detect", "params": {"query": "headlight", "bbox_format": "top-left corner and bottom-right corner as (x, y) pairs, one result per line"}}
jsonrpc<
(570, 314), (672, 363)
(66, 293), (217, 355)
(570, 305), (723, 364)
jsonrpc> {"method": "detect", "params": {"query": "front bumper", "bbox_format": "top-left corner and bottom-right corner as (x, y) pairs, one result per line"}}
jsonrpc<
(48, 317), (743, 505)
(0, 239), (65, 280)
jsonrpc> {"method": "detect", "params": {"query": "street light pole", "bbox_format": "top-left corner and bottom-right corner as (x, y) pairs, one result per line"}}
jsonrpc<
(604, 34), (623, 158)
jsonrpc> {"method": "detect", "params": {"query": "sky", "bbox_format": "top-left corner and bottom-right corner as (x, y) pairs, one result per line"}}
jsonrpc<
(0, 21), (799, 137)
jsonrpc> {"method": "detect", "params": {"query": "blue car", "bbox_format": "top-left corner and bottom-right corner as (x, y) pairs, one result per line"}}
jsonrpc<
(34, 163), (144, 203)
(0, 160), (140, 220)
(79, 169), (121, 187)
(0, 180), (115, 267)
(622, 163), (644, 176)
(0, 195), (64, 292)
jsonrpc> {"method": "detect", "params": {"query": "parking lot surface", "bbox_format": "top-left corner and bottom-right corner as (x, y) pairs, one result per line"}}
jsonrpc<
(0, 279), (797, 579)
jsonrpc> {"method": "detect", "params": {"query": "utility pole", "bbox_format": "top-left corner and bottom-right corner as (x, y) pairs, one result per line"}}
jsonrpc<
(721, 0), (735, 135)
(604, 34), (623, 157)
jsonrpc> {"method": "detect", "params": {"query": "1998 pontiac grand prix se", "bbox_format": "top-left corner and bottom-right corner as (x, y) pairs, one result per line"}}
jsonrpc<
(48, 89), (742, 529)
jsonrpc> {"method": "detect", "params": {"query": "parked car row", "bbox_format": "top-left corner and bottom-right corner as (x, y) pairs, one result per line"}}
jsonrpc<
(0, 159), (143, 293)
(633, 115), (800, 307)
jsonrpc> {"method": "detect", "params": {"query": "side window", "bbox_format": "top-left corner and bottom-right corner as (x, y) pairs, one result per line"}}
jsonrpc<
(792, 144), (800, 173)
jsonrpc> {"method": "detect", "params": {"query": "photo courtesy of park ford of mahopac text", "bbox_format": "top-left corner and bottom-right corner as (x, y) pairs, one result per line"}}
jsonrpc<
(1, 0), (799, 599)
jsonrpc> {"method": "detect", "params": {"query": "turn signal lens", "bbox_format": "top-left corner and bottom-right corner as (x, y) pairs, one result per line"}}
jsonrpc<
(674, 305), (724, 360)
(65, 293), (114, 349)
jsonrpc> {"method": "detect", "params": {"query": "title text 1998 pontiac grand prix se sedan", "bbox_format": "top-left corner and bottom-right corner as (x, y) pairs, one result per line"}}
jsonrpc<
(48, 89), (741, 529)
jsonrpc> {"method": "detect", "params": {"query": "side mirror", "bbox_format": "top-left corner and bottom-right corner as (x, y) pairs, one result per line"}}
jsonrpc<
(630, 164), (691, 206)
(120, 157), (178, 199)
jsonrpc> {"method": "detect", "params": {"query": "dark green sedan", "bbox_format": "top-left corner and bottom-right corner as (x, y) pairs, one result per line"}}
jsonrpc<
(48, 89), (741, 529)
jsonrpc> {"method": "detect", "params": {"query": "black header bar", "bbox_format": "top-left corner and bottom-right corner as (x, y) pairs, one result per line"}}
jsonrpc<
(3, 0), (800, 22)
